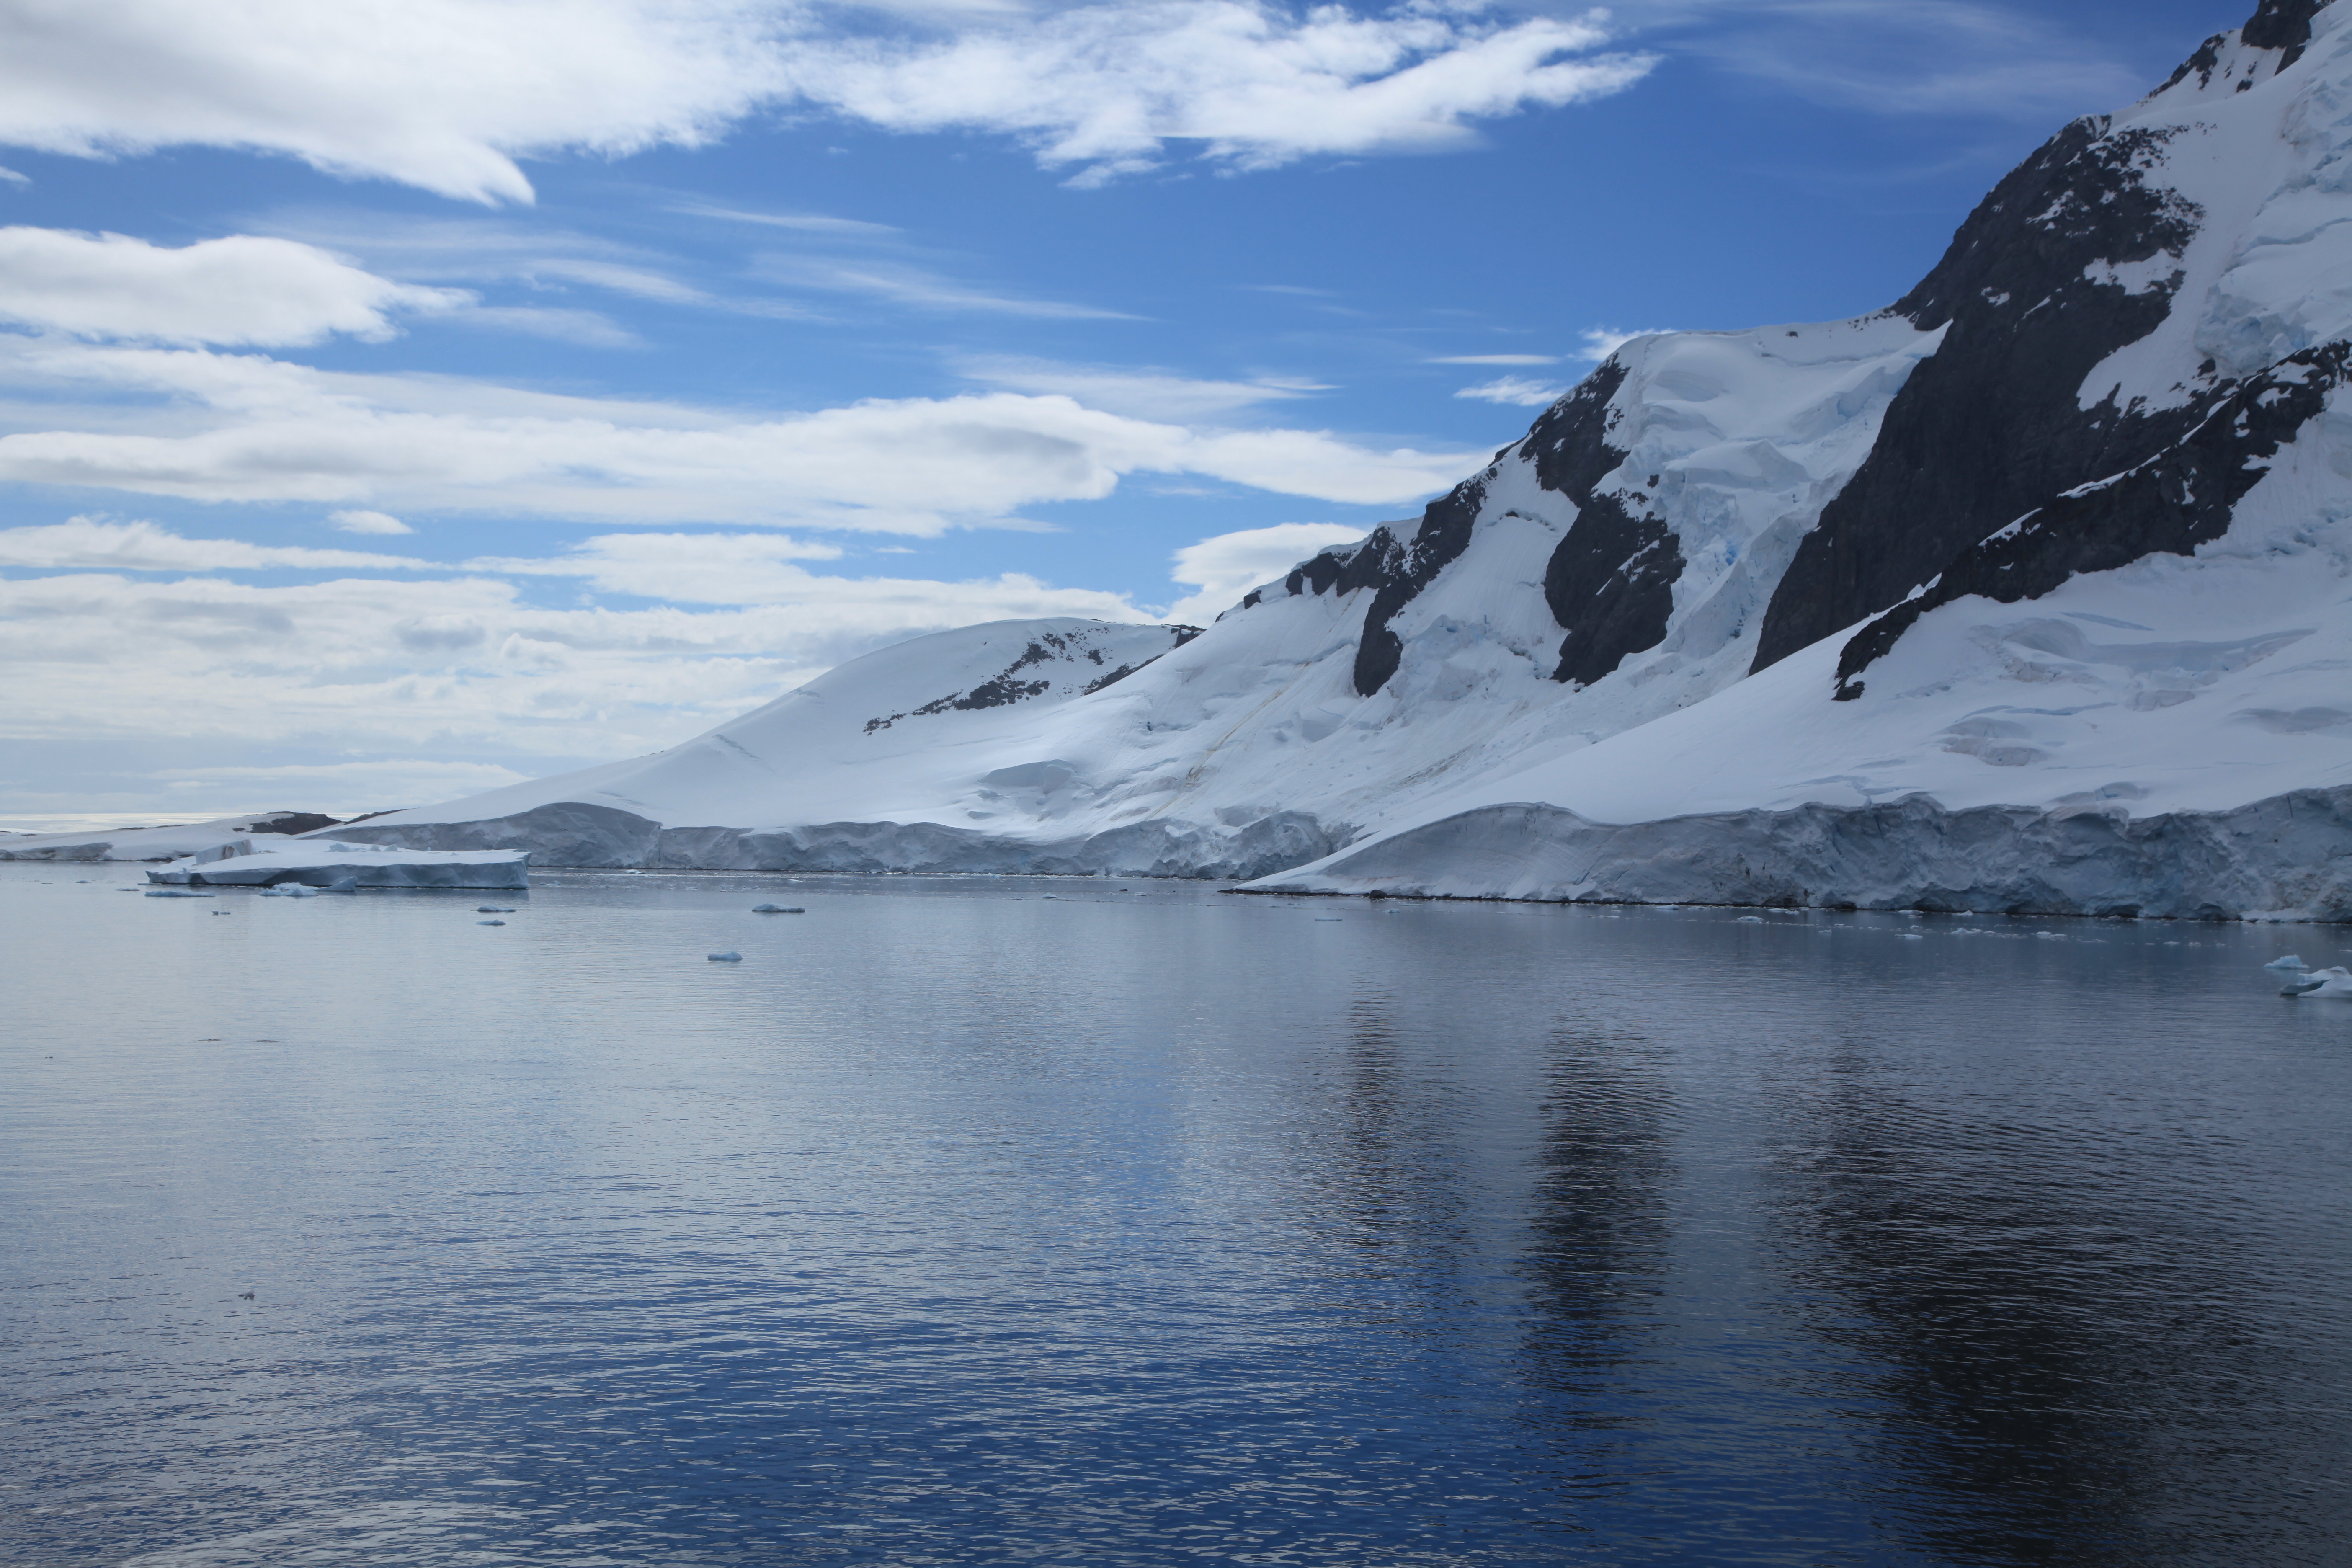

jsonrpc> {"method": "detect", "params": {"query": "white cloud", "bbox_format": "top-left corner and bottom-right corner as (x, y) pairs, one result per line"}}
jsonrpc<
(0, 338), (1484, 528)
(1164, 520), (1369, 623)
(956, 356), (1326, 420)
(784, 3), (1658, 183)
(1454, 374), (1563, 406)
(1429, 353), (1558, 365)
(0, 227), (466, 346)
(0, 1), (1657, 199)
(329, 509), (413, 535)
(753, 256), (1136, 319)
(0, 516), (427, 572)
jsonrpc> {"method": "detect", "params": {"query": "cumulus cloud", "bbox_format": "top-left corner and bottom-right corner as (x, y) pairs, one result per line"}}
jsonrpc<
(0, 227), (467, 346)
(0, 517), (428, 572)
(0, 338), (1483, 528)
(1454, 374), (1562, 406)
(329, 509), (413, 535)
(0, 1), (1654, 200)
(0, 0), (785, 204)
(1164, 520), (1369, 623)
(778, 3), (1658, 182)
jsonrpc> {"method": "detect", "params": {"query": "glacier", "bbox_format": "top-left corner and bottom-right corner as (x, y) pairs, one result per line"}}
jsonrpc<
(329, 0), (2352, 921)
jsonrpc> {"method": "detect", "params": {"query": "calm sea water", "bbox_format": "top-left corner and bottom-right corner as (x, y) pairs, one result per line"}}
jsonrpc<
(3, 863), (2349, 1567)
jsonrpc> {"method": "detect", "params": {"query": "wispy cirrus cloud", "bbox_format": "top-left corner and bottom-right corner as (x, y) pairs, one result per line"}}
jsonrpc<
(1453, 374), (1562, 406)
(954, 355), (1328, 420)
(751, 255), (1138, 319)
(1617, 0), (2152, 123)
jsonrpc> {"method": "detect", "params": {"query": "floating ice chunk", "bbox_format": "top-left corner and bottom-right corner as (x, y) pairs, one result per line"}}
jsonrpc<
(1901, 933), (1925, 939)
(1736, 915), (1766, 923)
(144, 889), (214, 898)
(478, 919), (506, 926)
(707, 951), (743, 962)
(147, 839), (526, 891)
(260, 884), (320, 898)
(2264, 955), (2310, 970)
(2283, 966), (2352, 998)
(752, 904), (805, 913)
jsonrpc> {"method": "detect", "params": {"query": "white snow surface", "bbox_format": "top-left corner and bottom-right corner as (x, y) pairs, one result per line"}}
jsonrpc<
(146, 838), (529, 889)
(346, 317), (1942, 866)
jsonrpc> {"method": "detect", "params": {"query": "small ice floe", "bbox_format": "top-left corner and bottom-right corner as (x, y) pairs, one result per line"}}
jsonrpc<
(477, 905), (514, 914)
(1736, 915), (1766, 923)
(752, 904), (804, 914)
(144, 888), (214, 898)
(707, 951), (743, 962)
(2264, 955), (2310, 970)
(1901, 933), (1925, 940)
(260, 883), (320, 897)
(2281, 966), (2352, 998)
(477, 919), (506, 926)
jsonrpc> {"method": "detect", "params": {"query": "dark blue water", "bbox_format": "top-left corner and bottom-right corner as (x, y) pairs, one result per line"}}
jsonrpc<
(3, 865), (2349, 1567)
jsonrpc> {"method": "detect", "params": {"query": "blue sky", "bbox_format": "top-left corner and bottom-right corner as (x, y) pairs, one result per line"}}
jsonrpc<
(0, 0), (2254, 824)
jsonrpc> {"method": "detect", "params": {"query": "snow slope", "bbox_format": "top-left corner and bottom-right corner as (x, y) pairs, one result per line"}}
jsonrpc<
(344, 0), (2352, 918)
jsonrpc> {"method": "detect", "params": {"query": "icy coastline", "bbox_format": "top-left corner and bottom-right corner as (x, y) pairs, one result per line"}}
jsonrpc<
(325, 788), (2352, 921)
(1242, 787), (2352, 923)
(332, 800), (1345, 882)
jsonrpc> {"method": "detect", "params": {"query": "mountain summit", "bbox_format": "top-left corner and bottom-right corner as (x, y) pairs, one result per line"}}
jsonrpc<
(348, 0), (2352, 920)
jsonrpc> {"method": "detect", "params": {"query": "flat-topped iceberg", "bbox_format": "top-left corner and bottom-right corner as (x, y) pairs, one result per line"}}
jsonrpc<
(146, 838), (529, 890)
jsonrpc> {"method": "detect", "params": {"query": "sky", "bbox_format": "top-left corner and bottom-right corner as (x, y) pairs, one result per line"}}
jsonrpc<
(0, 0), (2260, 828)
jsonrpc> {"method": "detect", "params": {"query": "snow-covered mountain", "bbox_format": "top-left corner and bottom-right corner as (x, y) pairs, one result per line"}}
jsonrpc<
(346, 0), (2352, 919)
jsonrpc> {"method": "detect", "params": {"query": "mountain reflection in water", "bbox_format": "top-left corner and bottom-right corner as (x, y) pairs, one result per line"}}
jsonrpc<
(2, 868), (2346, 1566)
